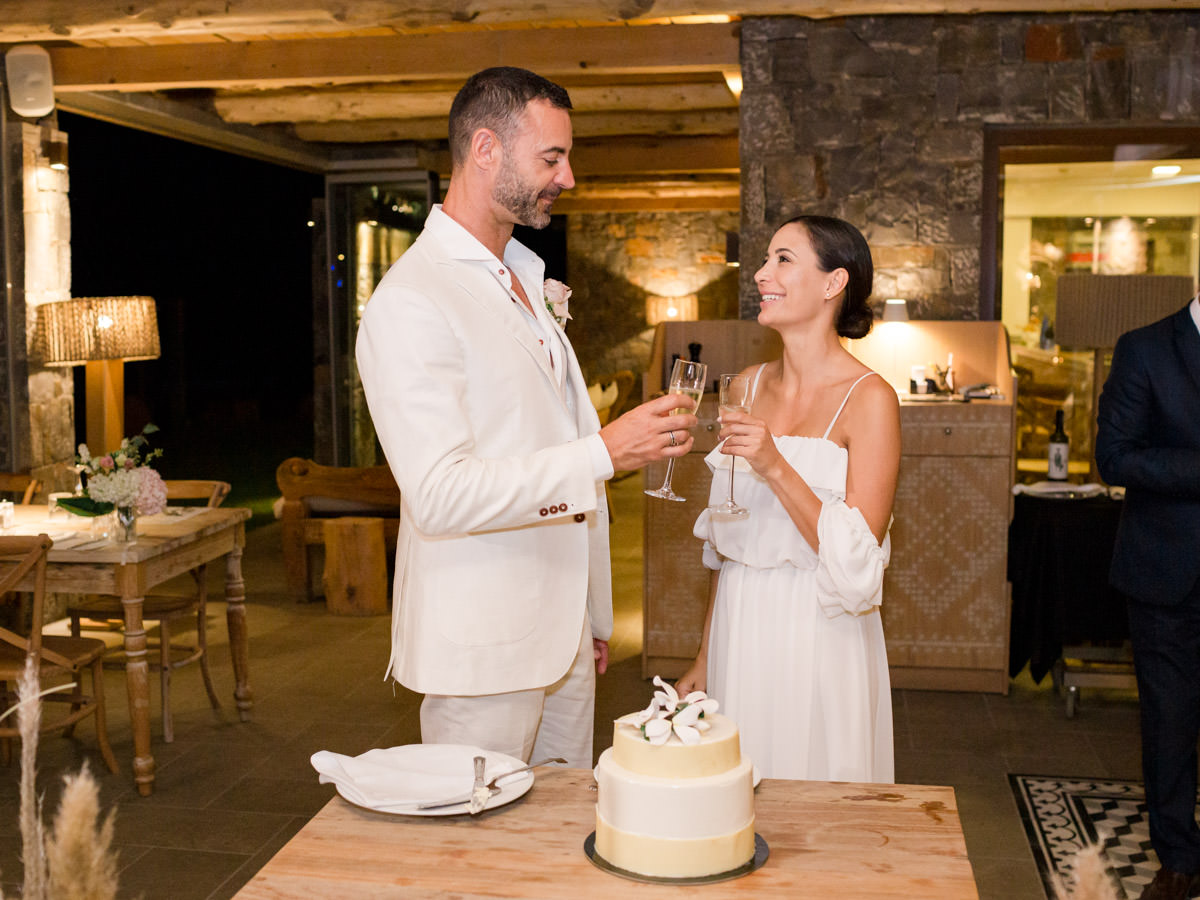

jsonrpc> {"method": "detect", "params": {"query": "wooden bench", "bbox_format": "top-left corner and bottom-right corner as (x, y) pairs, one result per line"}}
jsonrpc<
(275, 458), (401, 604)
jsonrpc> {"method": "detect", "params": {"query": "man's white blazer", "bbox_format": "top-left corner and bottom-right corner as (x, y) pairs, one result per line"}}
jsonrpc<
(356, 206), (613, 697)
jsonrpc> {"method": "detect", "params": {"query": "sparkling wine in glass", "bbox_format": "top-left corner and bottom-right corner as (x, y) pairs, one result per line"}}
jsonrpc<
(645, 359), (707, 502)
(708, 373), (752, 519)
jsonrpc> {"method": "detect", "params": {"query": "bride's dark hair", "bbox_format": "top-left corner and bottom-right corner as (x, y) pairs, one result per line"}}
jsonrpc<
(780, 215), (875, 339)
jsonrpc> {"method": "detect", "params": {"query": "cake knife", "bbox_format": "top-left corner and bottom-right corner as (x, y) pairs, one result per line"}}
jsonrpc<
(417, 756), (566, 811)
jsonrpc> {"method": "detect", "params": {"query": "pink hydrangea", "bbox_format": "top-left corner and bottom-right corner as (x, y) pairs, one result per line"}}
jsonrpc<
(135, 467), (168, 516)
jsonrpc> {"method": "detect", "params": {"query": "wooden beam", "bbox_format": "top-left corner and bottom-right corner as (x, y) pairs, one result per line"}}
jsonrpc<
(553, 178), (741, 212)
(49, 24), (739, 92)
(556, 195), (739, 212)
(55, 90), (337, 172)
(566, 177), (739, 198)
(294, 109), (738, 142)
(414, 135), (738, 179)
(212, 81), (736, 125)
(0, 1), (1185, 43)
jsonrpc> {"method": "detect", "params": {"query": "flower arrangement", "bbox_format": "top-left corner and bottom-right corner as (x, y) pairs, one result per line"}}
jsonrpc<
(56, 424), (167, 518)
(544, 278), (572, 327)
(616, 675), (719, 746)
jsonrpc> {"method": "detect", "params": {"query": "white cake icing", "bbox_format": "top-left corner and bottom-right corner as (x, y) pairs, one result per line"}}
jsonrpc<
(593, 679), (755, 879)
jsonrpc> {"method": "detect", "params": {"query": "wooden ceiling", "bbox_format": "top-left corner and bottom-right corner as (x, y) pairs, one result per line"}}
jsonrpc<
(0, 1), (1177, 211)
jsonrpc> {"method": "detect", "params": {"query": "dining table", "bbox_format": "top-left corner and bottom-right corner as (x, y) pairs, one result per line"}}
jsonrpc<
(233, 768), (978, 898)
(7, 503), (254, 795)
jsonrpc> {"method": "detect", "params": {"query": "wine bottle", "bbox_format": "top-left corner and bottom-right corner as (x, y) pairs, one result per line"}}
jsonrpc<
(1047, 409), (1069, 482)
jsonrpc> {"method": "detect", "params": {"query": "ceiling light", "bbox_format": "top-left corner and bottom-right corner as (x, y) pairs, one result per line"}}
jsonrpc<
(722, 69), (743, 98)
(1152, 164), (1182, 177)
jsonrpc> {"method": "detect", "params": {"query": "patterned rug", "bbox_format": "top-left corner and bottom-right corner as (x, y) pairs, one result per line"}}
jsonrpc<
(1010, 774), (1163, 899)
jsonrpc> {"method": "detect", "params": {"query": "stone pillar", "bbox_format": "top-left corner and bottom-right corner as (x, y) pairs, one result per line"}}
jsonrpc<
(0, 92), (75, 494)
(22, 122), (76, 495)
(0, 92), (34, 475)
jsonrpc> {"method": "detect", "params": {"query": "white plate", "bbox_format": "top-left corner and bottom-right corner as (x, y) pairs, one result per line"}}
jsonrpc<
(323, 744), (535, 817)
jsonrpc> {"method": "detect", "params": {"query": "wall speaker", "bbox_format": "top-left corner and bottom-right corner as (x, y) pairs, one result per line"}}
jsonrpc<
(5, 45), (54, 118)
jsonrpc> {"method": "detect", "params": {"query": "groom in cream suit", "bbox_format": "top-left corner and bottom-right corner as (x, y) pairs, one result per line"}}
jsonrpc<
(356, 67), (695, 768)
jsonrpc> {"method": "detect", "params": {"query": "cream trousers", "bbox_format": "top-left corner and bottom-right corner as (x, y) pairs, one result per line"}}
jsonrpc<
(419, 617), (595, 768)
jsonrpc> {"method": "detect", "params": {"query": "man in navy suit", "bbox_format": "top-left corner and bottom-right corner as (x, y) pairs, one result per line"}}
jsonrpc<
(1096, 294), (1200, 900)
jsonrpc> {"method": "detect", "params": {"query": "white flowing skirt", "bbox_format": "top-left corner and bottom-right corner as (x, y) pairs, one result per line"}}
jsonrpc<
(707, 560), (894, 783)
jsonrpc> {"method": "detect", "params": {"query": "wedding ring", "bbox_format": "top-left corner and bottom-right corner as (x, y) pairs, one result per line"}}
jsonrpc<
(668, 431), (677, 447)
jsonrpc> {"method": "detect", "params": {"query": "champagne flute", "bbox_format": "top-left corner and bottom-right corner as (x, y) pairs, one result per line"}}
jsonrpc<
(645, 359), (707, 502)
(708, 373), (752, 519)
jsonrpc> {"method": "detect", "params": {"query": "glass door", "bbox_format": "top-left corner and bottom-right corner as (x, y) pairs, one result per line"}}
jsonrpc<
(323, 171), (436, 466)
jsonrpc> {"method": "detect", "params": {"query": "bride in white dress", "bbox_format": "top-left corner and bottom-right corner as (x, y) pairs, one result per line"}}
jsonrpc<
(676, 215), (901, 783)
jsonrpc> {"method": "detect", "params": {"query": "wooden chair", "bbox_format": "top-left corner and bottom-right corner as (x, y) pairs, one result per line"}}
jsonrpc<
(0, 534), (118, 773)
(0, 472), (41, 505)
(66, 480), (231, 743)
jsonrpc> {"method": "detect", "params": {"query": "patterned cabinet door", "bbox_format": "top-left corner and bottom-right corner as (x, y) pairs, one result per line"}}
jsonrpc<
(882, 402), (1015, 693)
(641, 395), (722, 678)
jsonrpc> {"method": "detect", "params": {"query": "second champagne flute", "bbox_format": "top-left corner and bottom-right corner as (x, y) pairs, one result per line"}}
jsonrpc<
(708, 373), (752, 518)
(645, 359), (707, 502)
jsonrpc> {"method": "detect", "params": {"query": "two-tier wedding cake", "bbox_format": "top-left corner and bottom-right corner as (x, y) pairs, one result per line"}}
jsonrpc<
(592, 677), (755, 879)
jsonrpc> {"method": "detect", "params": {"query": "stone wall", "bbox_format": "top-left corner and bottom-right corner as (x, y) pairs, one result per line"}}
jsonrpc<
(566, 210), (739, 404)
(738, 11), (1200, 320)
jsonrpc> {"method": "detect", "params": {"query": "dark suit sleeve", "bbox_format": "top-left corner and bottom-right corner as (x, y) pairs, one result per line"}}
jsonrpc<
(1096, 331), (1200, 498)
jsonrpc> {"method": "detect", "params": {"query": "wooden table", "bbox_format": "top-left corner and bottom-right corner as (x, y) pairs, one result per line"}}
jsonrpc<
(10, 504), (254, 795)
(234, 769), (978, 898)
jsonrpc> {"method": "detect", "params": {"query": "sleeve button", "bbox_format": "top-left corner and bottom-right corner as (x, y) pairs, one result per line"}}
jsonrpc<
(539, 507), (549, 517)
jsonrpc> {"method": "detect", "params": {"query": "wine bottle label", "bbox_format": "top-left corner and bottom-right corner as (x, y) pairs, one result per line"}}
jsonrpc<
(1047, 441), (1069, 481)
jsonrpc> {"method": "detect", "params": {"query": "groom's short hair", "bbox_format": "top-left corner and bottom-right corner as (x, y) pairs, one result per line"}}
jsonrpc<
(448, 67), (572, 169)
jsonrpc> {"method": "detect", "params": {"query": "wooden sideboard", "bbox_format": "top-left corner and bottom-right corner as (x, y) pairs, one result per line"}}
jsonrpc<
(641, 320), (1016, 694)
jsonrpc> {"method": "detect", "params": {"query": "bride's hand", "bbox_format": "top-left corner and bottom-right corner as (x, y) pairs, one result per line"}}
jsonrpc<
(674, 658), (707, 697)
(719, 410), (784, 479)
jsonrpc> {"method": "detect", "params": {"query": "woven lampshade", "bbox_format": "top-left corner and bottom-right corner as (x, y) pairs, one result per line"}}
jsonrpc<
(1055, 274), (1193, 350)
(36, 296), (160, 366)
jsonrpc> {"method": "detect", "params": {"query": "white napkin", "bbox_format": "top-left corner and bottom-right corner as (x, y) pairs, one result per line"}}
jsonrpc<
(1013, 481), (1108, 498)
(311, 744), (526, 812)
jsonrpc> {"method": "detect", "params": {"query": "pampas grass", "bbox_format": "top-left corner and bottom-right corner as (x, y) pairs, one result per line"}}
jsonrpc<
(17, 656), (48, 900)
(1053, 843), (1122, 900)
(0, 656), (119, 900)
(45, 765), (118, 900)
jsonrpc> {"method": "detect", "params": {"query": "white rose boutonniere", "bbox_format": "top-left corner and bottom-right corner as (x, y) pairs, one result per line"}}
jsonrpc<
(544, 278), (572, 327)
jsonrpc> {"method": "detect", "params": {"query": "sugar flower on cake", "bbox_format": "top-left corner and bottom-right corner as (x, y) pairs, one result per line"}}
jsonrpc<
(617, 675), (719, 746)
(544, 278), (572, 327)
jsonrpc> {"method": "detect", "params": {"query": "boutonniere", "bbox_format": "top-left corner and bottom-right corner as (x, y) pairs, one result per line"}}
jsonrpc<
(544, 278), (572, 327)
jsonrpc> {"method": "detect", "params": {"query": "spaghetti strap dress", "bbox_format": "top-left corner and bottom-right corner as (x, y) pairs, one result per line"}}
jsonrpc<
(692, 365), (894, 782)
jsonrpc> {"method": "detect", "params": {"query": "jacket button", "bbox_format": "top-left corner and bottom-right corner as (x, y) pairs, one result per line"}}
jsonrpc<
(574, 513), (585, 523)
(539, 507), (549, 517)
(549, 504), (560, 514)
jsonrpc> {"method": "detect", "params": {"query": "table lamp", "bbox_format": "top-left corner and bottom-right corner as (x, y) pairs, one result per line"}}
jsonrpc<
(35, 296), (161, 454)
(1055, 273), (1193, 480)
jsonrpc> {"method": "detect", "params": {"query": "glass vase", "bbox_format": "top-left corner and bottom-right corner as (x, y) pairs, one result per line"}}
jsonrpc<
(115, 506), (138, 543)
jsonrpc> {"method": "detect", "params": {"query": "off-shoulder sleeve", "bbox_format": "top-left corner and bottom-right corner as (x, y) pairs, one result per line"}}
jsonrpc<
(692, 510), (725, 570)
(813, 499), (891, 618)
